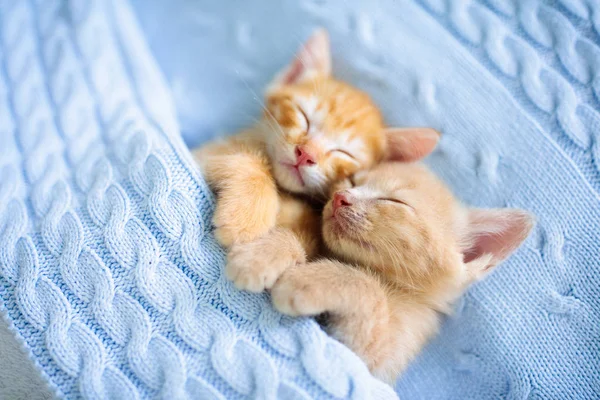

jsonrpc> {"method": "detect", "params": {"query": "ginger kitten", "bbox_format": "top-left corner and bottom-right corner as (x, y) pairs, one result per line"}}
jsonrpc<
(193, 29), (439, 292)
(270, 162), (534, 383)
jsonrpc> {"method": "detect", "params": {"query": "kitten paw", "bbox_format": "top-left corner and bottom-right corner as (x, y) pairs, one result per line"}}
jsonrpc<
(225, 230), (305, 293)
(271, 270), (328, 317)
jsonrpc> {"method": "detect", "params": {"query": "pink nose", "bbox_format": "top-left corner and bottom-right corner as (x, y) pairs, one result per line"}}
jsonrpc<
(333, 191), (352, 213)
(295, 146), (316, 167)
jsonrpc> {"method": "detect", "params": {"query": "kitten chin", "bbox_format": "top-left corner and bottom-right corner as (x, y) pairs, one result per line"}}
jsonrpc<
(269, 158), (313, 195)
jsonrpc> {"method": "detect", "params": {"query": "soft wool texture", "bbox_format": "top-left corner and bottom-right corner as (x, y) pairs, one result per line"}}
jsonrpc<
(0, 1), (395, 399)
(132, 0), (600, 398)
(3, 1), (600, 399)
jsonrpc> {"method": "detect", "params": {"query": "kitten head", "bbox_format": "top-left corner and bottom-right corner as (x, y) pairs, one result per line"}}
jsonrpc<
(322, 161), (534, 305)
(262, 29), (439, 196)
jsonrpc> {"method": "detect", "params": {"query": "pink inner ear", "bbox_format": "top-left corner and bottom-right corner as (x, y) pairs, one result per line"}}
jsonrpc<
(463, 209), (534, 266)
(270, 28), (331, 89)
(385, 128), (440, 162)
(283, 58), (305, 85)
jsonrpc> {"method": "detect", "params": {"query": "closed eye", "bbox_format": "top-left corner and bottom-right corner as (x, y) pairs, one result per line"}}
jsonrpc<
(378, 198), (412, 209)
(330, 149), (357, 160)
(297, 107), (310, 133)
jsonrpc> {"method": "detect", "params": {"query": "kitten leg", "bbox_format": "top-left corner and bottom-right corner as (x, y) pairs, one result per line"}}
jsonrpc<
(206, 152), (280, 247)
(192, 132), (278, 247)
(276, 193), (321, 259)
(192, 129), (265, 185)
(271, 260), (396, 378)
(226, 194), (321, 292)
(272, 260), (440, 382)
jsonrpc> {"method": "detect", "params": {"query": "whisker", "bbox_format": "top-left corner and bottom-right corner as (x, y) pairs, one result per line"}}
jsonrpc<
(234, 69), (286, 138)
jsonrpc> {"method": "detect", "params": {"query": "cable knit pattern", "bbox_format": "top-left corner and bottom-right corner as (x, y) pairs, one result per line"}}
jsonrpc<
(3, 0), (600, 398)
(0, 1), (396, 399)
(418, 0), (600, 190)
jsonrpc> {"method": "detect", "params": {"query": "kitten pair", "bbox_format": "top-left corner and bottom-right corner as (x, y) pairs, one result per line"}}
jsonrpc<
(193, 29), (437, 291)
(194, 29), (534, 383)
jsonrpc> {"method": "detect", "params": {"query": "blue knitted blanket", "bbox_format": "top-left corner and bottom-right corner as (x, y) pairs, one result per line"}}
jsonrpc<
(0, 1), (395, 399)
(2, 0), (600, 399)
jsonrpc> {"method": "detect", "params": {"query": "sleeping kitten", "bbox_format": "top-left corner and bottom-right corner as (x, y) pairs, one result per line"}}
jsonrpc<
(193, 29), (439, 292)
(270, 161), (534, 383)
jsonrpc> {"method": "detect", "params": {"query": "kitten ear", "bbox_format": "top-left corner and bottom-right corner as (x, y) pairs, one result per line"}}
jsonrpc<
(384, 128), (440, 162)
(267, 28), (331, 92)
(462, 208), (534, 281)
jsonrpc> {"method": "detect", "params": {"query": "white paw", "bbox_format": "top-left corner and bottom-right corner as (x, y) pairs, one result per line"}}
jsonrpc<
(225, 233), (304, 293)
(271, 272), (327, 317)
